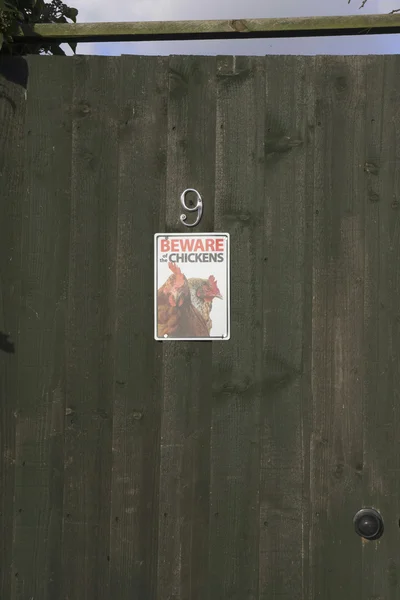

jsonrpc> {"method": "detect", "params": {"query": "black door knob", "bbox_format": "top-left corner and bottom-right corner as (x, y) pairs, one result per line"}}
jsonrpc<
(353, 508), (384, 540)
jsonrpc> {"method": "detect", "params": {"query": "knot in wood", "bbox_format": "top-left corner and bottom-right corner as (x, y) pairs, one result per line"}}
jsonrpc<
(228, 19), (249, 33)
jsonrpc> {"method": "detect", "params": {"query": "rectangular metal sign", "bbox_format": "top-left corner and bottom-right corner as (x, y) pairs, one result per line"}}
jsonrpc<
(154, 233), (230, 341)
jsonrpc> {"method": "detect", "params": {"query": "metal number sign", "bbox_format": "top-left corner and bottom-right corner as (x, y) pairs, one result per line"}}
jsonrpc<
(180, 188), (203, 227)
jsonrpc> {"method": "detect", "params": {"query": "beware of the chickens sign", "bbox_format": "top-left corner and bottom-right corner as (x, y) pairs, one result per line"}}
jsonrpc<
(154, 233), (230, 341)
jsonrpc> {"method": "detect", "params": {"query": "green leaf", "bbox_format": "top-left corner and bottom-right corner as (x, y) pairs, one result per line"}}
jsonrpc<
(4, 3), (17, 14)
(9, 21), (23, 35)
(19, 0), (37, 8)
(49, 43), (65, 55)
(64, 7), (78, 22)
(32, 0), (44, 17)
(40, 42), (51, 53)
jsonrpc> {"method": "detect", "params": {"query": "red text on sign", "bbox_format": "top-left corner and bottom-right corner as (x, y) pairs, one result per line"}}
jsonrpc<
(160, 238), (225, 253)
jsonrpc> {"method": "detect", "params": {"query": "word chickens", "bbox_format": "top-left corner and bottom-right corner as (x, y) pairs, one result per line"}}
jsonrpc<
(157, 262), (222, 338)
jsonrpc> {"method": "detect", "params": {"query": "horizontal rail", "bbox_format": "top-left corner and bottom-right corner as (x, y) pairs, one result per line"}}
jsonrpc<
(12, 13), (400, 44)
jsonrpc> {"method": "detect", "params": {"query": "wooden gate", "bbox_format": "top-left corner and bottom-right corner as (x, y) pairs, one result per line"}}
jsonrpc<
(1, 53), (400, 600)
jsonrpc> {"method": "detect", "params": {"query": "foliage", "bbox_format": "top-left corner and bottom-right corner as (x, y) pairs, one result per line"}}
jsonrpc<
(349, 0), (400, 13)
(0, 0), (78, 55)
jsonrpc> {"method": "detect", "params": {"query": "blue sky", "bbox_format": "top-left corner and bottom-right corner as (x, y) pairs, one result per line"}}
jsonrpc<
(62, 0), (400, 56)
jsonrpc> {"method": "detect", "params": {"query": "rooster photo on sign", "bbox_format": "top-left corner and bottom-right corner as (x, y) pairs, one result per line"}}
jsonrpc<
(154, 233), (230, 341)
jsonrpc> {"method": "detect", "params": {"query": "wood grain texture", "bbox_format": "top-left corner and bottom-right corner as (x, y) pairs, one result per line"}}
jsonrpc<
(109, 55), (167, 600)
(156, 56), (216, 600)
(310, 56), (367, 599)
(62, 56), (119, 600)
(258, 55), (314, 600)
(8, 56), (72, 600)
(0, 57), (27, 600)
(2, 55), (400, 600)
(208, 56), (265, 600)
(362, 55), (400, 600)
(14, 13), (400, 45)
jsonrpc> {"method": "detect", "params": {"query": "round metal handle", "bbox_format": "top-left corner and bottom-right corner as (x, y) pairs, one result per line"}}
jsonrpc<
(353, 508), (384, 540)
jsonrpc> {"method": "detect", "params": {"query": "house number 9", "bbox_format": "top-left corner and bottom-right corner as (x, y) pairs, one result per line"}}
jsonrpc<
(180, 188), (203, 228)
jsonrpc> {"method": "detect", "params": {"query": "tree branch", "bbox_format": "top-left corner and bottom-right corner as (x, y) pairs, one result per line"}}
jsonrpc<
(349, 0), (400, 11)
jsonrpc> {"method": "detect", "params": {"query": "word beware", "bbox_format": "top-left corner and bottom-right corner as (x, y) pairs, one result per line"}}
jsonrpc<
(160, 237), (225, 253)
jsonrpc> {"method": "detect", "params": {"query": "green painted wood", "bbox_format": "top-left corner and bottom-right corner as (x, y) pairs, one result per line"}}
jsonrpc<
(259, 55), (315, 600)
(207, 55), (265, 600)
(310, 55), (368, 598)
(6, 56), (72, 600)
(156, 55), (216, 600)
(109, 55), (167, 599)
(61, 56), (119, 600)
(362, 54), (400, 599)
(2, 54), (400, 600)
(0, 57), (27, 600)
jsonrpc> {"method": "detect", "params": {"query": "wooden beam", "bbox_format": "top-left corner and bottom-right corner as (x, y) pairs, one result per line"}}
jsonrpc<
(12, 13), (400, 44)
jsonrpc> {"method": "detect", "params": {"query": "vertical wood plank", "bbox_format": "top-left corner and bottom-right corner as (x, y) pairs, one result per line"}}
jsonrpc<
(62, 56), (119, 600)
(258, 56), (315, 600)
(362, 55), (400, 600)
(109, 55), (167, 600)
(309, 56), (367, 599)
(208, 56), (265, 600)
(5, 53), (400, 600)
(156, 55), (216, 600)
(6, 56), (72, 600)
(0, 57), (27, 600)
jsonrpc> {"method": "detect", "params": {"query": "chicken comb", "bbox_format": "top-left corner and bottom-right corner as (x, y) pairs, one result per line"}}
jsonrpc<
(168, 262), (185, 286)
(208, 274), (221, 294)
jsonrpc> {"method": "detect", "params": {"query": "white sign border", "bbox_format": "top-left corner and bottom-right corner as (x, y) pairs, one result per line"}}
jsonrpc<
(154, 232), (230, 342)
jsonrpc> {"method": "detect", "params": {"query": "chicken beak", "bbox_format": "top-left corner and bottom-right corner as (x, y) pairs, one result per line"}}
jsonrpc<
(169, 290), (179, 306)
(215, 293), (222, 300)
(169, 288), (185, 307)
